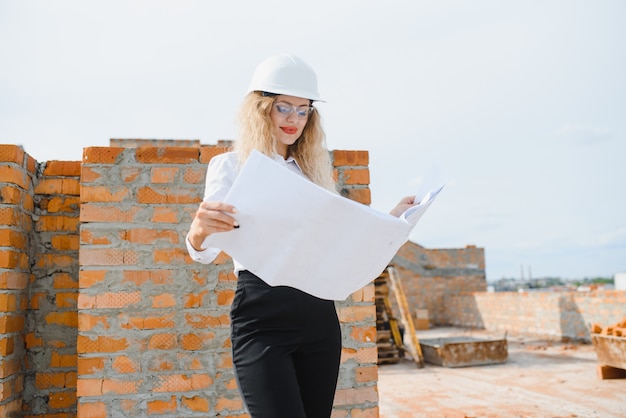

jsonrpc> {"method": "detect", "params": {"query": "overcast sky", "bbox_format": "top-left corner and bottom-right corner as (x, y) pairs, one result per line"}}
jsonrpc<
(1, 0), (624, 281)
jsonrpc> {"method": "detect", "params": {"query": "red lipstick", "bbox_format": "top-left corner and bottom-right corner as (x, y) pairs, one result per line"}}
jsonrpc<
(281, 127), (298, 134)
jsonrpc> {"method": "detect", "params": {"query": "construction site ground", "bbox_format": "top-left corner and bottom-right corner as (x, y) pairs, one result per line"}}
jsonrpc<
(377, 327), (626, 418)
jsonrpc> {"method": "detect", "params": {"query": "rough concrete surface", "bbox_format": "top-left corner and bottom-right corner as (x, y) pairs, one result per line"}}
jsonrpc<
(378, 327), (626, 418)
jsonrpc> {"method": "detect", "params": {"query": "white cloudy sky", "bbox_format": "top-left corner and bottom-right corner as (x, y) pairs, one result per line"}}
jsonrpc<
(1, 0), (624, 281)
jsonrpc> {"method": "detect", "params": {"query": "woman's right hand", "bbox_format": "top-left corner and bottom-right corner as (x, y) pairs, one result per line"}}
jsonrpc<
(187, 201), (239, 251)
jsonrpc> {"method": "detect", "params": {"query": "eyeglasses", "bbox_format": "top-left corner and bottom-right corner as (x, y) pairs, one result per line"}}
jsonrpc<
(274, 102), (313, 119)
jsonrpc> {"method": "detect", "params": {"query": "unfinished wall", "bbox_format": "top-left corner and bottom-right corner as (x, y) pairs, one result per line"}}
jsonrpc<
(0, 145), (36, 417)
(25, 160), (81, 417)
(391, 242), (486, 325)
(0, 144), (380, 417)
(76, 145), (378, 417)
(446, 290), (626, 341)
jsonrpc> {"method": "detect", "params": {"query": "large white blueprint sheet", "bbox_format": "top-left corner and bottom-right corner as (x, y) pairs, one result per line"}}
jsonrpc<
(204, 150), (443, 300)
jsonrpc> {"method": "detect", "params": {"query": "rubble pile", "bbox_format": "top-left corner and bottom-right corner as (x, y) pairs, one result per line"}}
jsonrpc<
(591, 317), (626, 337)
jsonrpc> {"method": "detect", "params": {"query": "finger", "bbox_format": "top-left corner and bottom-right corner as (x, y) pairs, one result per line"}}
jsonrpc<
(200, 201), (238, 214)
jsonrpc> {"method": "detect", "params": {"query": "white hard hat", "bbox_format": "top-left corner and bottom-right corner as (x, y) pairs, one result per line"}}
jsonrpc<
(247, 54), (323, 102)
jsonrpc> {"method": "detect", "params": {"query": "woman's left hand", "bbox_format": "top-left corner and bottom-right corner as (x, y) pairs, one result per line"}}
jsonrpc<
(389, 195), (417, 218)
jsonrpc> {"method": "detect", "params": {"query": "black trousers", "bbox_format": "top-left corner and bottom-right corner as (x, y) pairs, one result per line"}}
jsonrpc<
(230, 270), (342, 418)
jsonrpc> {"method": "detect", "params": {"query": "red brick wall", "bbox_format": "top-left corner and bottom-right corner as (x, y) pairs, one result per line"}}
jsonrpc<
(0, 144), (380, 417)
(447, 290), (626, 341)
(391, 242), (486, 325)
(76, 146), (379, 417)
(0, 145), (35, 417)
(25, 161), (81, 418)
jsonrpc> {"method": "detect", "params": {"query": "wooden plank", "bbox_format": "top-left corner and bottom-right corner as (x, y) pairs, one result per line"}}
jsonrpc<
(387, 266), (424, 368)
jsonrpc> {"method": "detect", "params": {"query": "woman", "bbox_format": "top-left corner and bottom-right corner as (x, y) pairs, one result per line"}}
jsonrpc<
(187, 54), (416, 418)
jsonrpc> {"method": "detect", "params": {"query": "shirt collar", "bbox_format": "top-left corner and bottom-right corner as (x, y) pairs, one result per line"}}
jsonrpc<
(271, 153), (302, 172)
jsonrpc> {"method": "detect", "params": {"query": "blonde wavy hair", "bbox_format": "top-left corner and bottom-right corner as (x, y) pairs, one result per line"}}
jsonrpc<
(233, 92), (337, 192)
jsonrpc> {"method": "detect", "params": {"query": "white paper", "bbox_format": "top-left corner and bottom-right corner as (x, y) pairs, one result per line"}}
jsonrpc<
(204, 150), (444, 300)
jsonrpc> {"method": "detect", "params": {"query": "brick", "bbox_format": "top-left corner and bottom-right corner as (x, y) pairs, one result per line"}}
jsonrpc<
(82, 147), (124, 163)
(122, 270), (173, 286)
(181, 332), (216, 351)
(0, 336), (14, 356)
(351, 326), (376, 344)
(0, 271), (29, 290)
(35, 372), (74, 390)
(0, 165), (28, 189)
(80, 185), (130, 203)
(0, 145), (25, 164)
(121, 166), (142, 182)
(34, 178), (80, 195)
(77, 336), (129, 354)
(45, 311), (78, 327)
(76, 401), (107, 418)
(79, 270), (107, 288)
(136, 185), (200, 204)
(51, 234), (79, 250)
(151, 207), (180, 223)
(0, 207), (20, 225)
(0, 185), (23, 204)
(342, 187), (371, 205)
(333, 386), (378, 407)
(45, 196), (80, 213)
(35, 215), (79, 232)
(181, 395), (210, 413)
(50, 352), (77, 368)
(0, 250), (20, 269)
(77, 357), (105, 375)
(125, 228), (179, 245)
(150, 166), (179, 183)
(216, 289), (235, 306)
(183, 166), (206, 184)
(148, 333), (177, 350)
(147, 396), (177, 414)
(337, 305), (376, 323)
(0, 356), (21, 378)
(112, 356), (140, 374)
(96, 377), (143, 396)
(80, 165), (102, 182)
(0, 293), (17, 312)
(80, 204), (142, 223)
(184, 290), (209, 308)
(332, 150), (369, 167)
(153, 248), (191, 264)
(34, 254), (75, 270)
(342, 168), (370, 185)
(78, 313), (110, 331)
(0, 314), (24, 333)
(79, 248), (138, 266)
(80, 228), (113, 245)
(199, 146), (229, 163)
(25, 332), (43, 348)
(152, 375), (192, 392)
(43, 161), (81, 176)
(76, 378), (103, 396)
(77, 291), (141, 309)
(52, 272), (78, 289)
(135, 147), (199, 164)
(215, 397), (244, 415)
(48, 390), (77, 409)
(185, 312), (230, 329)
(356, 366), (378, 383)
(122, 313), (175, 330)
(350, 406), (379, 418)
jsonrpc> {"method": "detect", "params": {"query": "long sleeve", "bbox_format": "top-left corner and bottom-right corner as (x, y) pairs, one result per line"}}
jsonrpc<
(186, 152), (239, 264)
